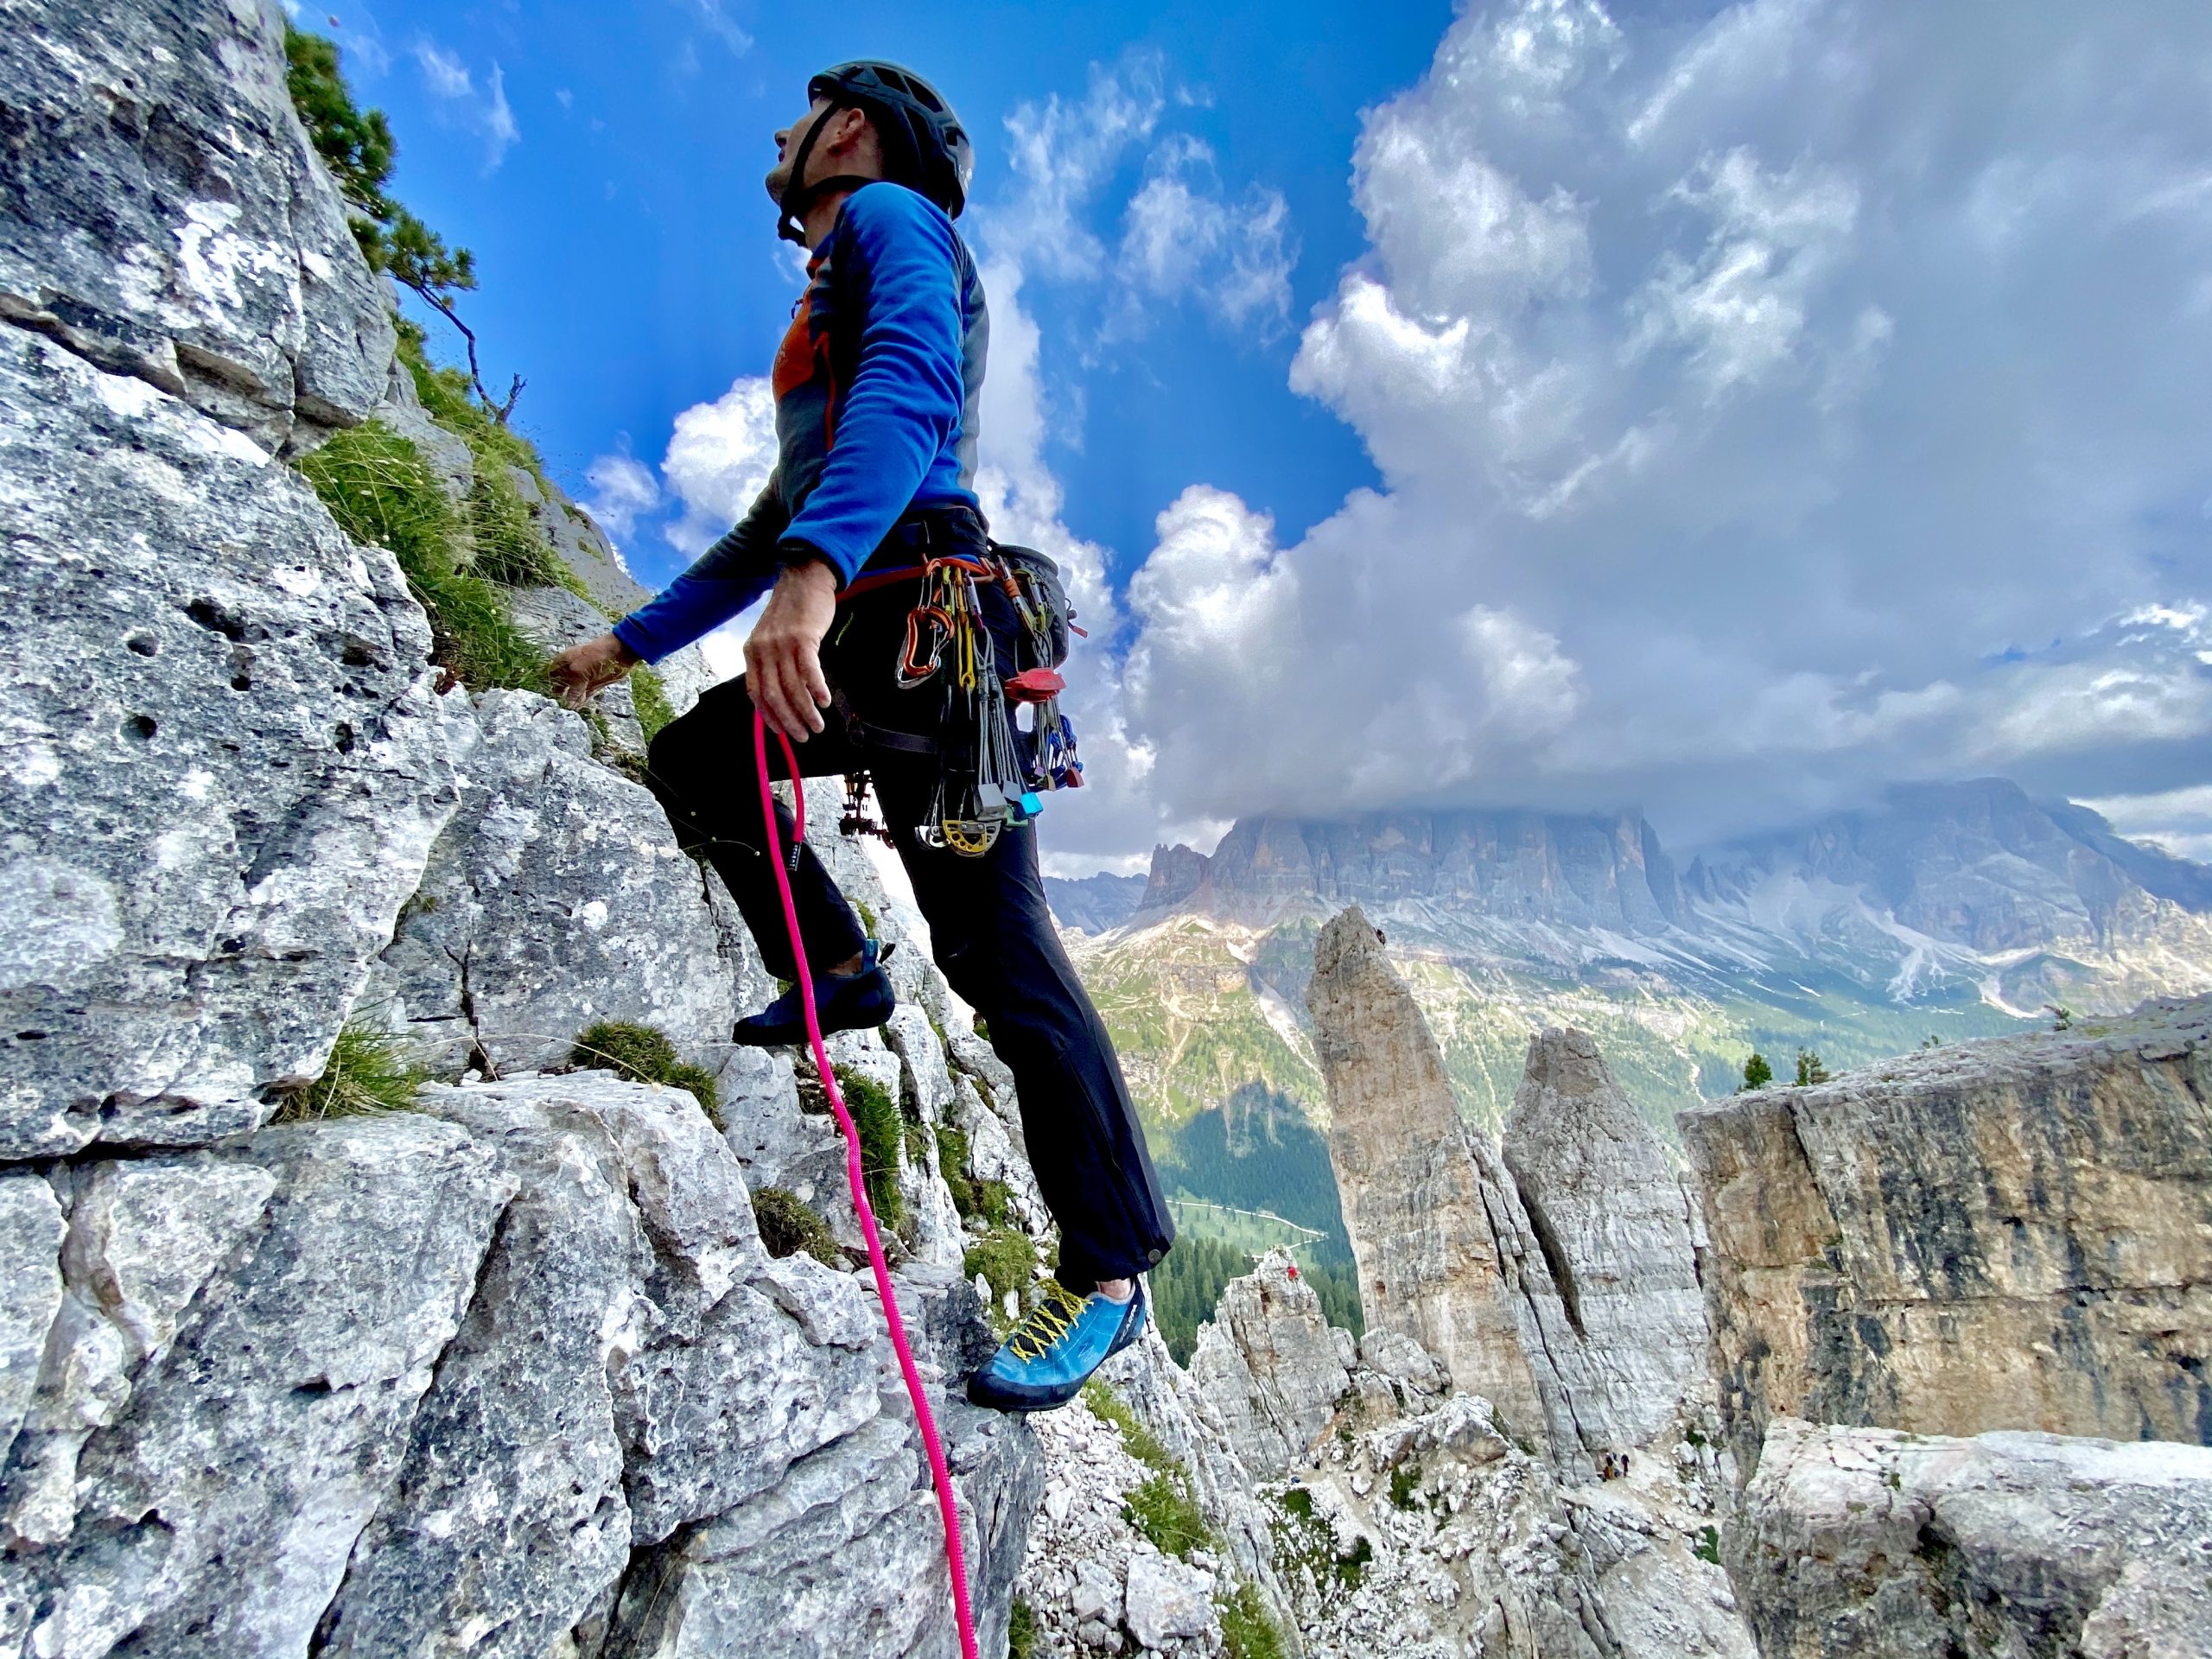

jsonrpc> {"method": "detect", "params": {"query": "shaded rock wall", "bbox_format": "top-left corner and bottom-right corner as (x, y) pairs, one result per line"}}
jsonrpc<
(1308, 910), (1717, 1467)
(1305, 907), (1567, 1454)
(1503, 1027), (1710, 1452)
(1681, 995), (2212, 1465)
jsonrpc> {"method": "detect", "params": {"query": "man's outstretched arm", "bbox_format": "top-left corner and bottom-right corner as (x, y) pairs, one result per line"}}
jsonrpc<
(547, 480), (788, 707)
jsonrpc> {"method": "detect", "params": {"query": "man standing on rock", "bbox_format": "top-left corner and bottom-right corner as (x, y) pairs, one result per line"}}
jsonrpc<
(548, 60), (1171, 1411)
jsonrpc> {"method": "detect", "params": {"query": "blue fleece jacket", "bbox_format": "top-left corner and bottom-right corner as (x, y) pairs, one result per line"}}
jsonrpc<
(613, 183), (988, 664)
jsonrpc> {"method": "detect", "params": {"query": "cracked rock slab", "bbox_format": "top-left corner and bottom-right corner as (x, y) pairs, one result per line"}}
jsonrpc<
(365, 690), (742, 1078)
(2, 1116), (513, 1659)
(0, 0), (394, 443)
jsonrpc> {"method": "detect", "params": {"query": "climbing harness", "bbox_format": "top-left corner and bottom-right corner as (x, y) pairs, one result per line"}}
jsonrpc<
(836, 542), (1084, 856)
(753, 709), (981, 1659)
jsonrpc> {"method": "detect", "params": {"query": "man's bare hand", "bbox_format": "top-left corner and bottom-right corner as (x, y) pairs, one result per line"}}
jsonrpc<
(746, 559), (838, 740)
(546, 632), (641, 709)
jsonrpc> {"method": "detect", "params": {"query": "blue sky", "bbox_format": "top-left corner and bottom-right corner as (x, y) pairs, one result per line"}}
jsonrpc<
(307, 2), (2212, 873)
(306, 0), (1449, 585)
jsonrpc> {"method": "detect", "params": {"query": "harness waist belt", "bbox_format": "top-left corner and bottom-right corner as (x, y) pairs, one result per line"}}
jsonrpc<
(849, 715), (939, 756)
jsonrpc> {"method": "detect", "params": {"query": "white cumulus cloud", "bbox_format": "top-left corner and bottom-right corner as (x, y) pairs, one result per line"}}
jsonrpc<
(1109, 0), (2212, 849)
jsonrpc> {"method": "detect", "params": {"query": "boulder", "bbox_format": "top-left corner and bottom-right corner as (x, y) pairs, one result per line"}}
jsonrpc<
(1123, 1554), (1217, 1650)
(1728, 1415), (2212, 1659)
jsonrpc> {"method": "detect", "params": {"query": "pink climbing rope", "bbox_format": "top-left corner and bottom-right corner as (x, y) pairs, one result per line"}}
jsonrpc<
(753, 709), (982, 1659)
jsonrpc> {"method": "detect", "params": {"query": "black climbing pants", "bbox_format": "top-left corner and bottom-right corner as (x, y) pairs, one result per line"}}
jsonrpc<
(640, 523), (1174, 1292)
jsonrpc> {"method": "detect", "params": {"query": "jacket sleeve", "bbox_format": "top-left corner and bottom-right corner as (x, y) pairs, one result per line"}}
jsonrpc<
(777, 187), (965, 582)
(612, 477), (788, 664)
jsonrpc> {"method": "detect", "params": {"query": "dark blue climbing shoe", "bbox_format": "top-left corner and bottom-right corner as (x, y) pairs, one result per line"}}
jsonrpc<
(966, 1281), (1147, 1413)
(734, 939), (897, 1046)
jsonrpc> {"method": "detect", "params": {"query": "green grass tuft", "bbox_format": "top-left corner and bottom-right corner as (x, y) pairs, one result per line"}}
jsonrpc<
(1082, 1377), (1177, 1474)
(1694, 1524), (1721, 1566)
(1217, 1582), (1286, 1659)
(465, 457), (564, 588)
(629, 665), (677, 743)
(938, 1124), (979, 1217)
(835, 1065), (905, 1225)
(963, 1228), (1037, 1308)
(295, 421), (548, 693)
(571, 1020), (720, 1126)
(1123, 1470), (1211, 1560)
(1007, 1596), (1041, 1659)
(274, 1020), (424, 1122)
(1389, 1463), (1421, 1510)
(752, 1187), (844, 1268)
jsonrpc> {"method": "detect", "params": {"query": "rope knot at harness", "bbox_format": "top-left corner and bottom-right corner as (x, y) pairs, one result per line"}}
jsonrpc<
(753, 709), (981, 1659)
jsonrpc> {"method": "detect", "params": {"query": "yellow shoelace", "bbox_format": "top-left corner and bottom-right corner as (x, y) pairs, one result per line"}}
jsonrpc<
(1006, 1283), (1090, 1362)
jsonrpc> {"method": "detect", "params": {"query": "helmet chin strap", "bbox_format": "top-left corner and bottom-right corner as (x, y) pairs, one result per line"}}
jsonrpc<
(776, 100), (878, 245)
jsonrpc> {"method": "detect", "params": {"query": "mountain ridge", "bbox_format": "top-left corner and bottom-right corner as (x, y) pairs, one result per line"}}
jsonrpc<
(1055, 778), (2212, 1162)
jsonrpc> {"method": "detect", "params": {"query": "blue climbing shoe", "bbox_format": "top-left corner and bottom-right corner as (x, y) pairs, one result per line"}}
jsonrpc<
(966, 1281), (1147, 1413)
(734, 938), (897, 1046)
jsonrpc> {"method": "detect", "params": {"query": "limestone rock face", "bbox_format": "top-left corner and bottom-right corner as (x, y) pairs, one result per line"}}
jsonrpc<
(1188, 1249), (1351, 1479)
(0, 1076), (1036, 1657)
(1503, 1027), (1710, 1451)
(363, 690), (745, 1079)
(1728, 1415), (2212, 1659)
(2, 1114), (516, 1656)
(0, 326), (467, 1160)
(1306, 907), (1592, 1465)
(0, 0), (394, 446)
(1681, 995), (2212, 1464)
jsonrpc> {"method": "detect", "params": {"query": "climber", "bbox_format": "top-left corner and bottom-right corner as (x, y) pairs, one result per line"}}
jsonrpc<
(546, 60), (1173, 1413)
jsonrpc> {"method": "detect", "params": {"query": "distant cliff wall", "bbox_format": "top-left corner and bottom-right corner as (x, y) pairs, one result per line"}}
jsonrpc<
(1681, 996), (2212, 1468)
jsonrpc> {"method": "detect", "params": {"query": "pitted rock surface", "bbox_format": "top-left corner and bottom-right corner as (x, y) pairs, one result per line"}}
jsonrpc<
(0, 327), (467, 1159)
